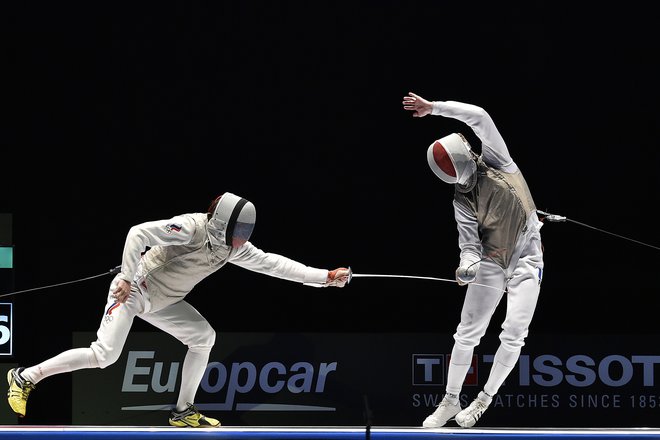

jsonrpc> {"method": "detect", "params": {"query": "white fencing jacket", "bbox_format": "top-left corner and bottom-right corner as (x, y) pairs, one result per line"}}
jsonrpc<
(117, 213), (328, 312)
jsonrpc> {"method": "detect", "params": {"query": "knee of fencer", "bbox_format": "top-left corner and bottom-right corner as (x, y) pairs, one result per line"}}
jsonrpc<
(499, 319), (529, 343)
(498, 333), (526, 354)
(187, 327), (216, 353)
(90, 340), (121, 369)
(453, 333), (480, 349)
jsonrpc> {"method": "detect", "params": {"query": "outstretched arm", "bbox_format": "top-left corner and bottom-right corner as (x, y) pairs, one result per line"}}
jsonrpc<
(402, 92), (516, 171)
(230, 242), (350, 287)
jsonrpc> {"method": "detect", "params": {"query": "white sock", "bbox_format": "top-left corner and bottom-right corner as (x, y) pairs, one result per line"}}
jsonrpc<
(22, 348), (99, 385)
(477, 390), (493, 406)
(175, 349), (210, 412)
(483, 345), (520, 396)
(446, 344), (474, 396)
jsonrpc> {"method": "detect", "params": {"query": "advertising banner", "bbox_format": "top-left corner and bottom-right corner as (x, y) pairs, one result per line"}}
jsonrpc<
(72, 332), (659, 427)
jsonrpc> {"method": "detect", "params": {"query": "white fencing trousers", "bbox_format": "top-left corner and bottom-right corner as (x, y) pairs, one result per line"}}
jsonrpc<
(22, 275), (216, 412)
(447, 234), (543, 397)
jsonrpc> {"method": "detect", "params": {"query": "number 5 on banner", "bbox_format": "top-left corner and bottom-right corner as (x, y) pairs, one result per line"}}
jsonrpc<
(0, 303), (12, 355)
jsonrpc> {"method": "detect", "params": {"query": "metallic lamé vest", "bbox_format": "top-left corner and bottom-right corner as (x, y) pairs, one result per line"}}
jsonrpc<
(454, 157), (537, 270)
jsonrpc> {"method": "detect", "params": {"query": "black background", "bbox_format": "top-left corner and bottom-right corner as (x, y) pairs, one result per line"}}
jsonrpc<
(2, 1), (659, 426)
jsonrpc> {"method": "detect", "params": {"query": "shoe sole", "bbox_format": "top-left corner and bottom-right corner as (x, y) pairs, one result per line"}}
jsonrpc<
(169, 420), (221, 428)
(422, 416), (456, 428)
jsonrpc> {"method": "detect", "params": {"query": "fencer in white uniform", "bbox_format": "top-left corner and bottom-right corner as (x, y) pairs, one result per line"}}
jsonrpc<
(403, 93), (544, 428)
(7, 192), (350, 427)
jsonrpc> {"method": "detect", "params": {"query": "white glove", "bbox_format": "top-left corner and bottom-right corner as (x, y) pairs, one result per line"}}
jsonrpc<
(455, 263), (478, 286)
(324, 267), (351, 287)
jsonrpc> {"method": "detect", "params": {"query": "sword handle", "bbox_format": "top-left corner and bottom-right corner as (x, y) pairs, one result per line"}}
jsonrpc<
(304, 266), (353, 288)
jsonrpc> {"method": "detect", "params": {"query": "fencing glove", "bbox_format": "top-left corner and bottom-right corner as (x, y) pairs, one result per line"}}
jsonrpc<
(324, 268), (351, 287)
(456, 262), (479, 286)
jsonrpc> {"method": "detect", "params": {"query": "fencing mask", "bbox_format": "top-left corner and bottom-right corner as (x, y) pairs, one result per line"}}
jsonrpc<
(427, 133), (477, 190)
(207, 192), (256, 248)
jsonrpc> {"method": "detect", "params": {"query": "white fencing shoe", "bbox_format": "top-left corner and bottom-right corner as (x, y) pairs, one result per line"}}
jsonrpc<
(422, 395), (461, 428)
(455, 391), (491, 428)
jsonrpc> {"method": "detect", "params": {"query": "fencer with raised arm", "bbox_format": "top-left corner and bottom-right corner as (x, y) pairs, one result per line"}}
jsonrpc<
(403, 93), (544, 428)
